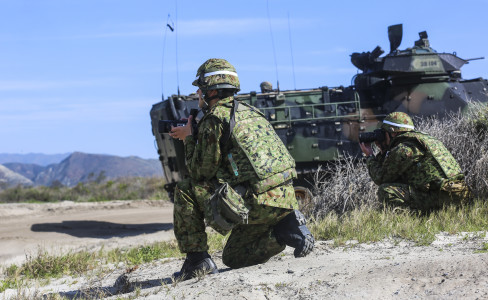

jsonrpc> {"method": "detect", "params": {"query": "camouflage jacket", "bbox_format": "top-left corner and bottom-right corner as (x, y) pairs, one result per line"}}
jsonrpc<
(184, 96), (297, 208)
(366, 131), (463, 190)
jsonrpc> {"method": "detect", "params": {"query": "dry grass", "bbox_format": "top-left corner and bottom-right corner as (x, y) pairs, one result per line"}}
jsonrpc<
(310, 104), (488, 218)
(310, 158), (379, 218)
(310, 199), (488, 246)
(0, 229), (225, 294)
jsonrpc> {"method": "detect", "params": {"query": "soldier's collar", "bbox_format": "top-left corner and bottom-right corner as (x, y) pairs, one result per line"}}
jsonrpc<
(215, 96), (234, 105)
(209, 96), (234, 112)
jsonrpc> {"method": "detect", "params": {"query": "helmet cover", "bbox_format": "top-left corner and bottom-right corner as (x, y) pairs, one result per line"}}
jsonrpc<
(381, 112), (415, 133)
(192, 58), (240, 93)
(260, 81), (272, 92)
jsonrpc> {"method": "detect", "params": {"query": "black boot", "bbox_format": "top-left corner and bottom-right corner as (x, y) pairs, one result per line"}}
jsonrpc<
(273, 210), (315, 257)
(173, 251), (219, 281)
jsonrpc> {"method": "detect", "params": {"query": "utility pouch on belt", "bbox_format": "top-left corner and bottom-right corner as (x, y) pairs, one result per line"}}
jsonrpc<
(205, 182), (249, 235)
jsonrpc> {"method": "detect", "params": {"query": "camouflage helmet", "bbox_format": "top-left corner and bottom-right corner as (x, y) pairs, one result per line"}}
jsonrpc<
(260, 81), (273, 93)
(192, 58), (240, 93)
(381, 112), (415, 133)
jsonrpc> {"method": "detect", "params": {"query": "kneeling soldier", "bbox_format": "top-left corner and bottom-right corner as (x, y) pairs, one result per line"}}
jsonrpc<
(360, 112), (470, 211)
(169, 58), (314, 280)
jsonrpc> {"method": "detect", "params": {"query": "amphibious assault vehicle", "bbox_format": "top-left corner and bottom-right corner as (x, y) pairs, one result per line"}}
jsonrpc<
(150, 24), (488, 201)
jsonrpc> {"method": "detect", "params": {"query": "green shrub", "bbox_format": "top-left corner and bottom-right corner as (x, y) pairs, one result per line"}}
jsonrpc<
(0, 278), (17, 292)
(118, 242), (181, 265)
(0, 177), (167, 203)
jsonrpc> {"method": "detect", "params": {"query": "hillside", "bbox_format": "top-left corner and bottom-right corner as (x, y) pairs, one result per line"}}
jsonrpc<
(0, 165), (33, 187)
(2, 152), (163, 187)
(2, 163), (45, 182)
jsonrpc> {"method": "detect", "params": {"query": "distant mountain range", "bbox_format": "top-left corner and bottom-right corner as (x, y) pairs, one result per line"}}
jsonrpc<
(0, 153), (71, 166)
(0, 152), (163, 188)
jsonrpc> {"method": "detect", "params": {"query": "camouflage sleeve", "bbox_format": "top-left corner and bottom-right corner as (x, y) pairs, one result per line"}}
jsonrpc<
(184, 116), (224, 182)
(366, 142), (423, 185)
(184, 135), (196, 162)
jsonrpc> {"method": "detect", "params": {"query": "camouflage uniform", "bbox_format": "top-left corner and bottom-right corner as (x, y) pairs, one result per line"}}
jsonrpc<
(174, 59), (299, 269)
(366, 112), (469, 211)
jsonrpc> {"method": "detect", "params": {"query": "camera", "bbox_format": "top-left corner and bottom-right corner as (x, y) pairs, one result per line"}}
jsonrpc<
(158, 109), (199, 134)
(358, 128), (386, 143)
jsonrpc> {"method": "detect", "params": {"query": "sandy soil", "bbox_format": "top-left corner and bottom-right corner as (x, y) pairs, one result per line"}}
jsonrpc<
(0, 200), (175, 266)
(1, 201), (488, 299)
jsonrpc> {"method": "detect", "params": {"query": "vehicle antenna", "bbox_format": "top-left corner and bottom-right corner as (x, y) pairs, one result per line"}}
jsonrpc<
(266, 0), (280, 91)
(175, 0), (180, 96)
(161, 14), (174, 101)
(287, 12), (296, 90)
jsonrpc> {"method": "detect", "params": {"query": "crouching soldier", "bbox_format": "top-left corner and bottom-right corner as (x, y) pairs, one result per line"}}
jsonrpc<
(360, 112), (470, 211)
(169, 58), (314, 280)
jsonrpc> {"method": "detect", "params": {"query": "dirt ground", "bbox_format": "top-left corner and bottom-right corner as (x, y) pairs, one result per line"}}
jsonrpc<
(0, 200), (175, 266)
(1, 200), (488, 300)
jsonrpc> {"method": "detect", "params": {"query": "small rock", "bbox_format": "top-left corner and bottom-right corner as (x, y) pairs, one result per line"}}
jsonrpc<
(113, 274), (133, 294)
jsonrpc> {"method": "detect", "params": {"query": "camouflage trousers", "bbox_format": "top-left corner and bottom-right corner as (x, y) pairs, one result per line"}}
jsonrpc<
(173, 178), (294, 269)
(378, 180), (470, 211)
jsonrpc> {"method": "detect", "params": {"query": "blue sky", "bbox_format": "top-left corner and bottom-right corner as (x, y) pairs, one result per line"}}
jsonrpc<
(1, 0), (487, 159)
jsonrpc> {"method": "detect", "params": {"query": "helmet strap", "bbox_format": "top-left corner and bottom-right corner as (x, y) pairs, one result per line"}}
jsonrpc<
(201, 92), (218, 114)
(200, 99), (209, 114)
(204, 91), (220, 103)
(385, 131), (396, 150)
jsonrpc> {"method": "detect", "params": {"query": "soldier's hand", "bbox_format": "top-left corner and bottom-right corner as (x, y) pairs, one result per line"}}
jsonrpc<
(374, 140), (388, 155)
(169, 116), (193, 142)
(360, 142), (374, 157)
